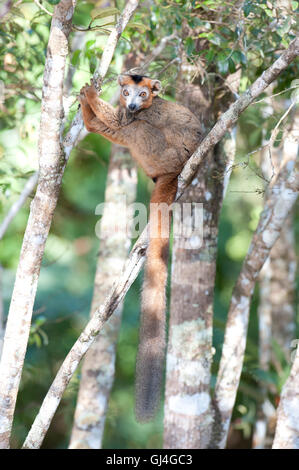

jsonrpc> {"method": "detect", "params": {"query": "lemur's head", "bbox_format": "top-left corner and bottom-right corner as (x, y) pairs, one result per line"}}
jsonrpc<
(118, 74), (161, 113)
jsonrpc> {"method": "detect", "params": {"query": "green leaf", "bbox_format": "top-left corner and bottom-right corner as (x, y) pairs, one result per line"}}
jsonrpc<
(85, 40), (96, 50)
(228, 57), (236, 73)
(91, 7), (119, 20)
(47, 0), (60, 5)
(243, 1), (252, 17)
(89, 55), (97, 74)
(71, 49), (80, 67)
(291, 1), (298, 10)
(185, 37), (194, 56)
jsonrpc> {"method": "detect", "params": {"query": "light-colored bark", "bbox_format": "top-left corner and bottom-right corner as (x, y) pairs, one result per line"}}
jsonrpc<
(69, 147), (137, 449)
(22, 39), (298, 448)
(273, 347), (299, 448)
(0, 0), (76, 449)
(0, 0), (139, 450)
(212, 160), (299, 449)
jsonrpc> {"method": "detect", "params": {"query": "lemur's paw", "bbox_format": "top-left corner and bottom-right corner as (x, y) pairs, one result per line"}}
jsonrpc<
(81, 82), (97, 99)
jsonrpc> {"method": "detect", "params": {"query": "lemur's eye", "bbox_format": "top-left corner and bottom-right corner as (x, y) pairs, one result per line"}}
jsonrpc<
(123, 89), (129, 96)
(140, 91), (147, 97)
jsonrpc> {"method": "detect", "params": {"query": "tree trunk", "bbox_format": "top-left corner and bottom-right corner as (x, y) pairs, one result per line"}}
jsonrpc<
(69, 146), (137, 449)
(0, 0), (76, 448)
(163, 62), (240, 447)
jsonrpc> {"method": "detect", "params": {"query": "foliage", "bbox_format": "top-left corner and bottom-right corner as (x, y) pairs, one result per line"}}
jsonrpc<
(0, 0), (298, 448)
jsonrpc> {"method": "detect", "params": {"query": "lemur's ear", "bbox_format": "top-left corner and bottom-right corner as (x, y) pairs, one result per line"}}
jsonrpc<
(118, 75), (126, 86)
(151, 79), (162, 96)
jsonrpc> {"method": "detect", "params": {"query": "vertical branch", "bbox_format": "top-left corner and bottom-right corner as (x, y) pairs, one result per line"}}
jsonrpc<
(212, 163), (299, 449)
(69, 147), (137, 449)
(0, 0), (76, 449)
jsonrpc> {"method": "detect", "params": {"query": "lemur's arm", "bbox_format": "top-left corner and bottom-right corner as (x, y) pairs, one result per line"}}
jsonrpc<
(79, 91), (130, 146)
(81, 83), (123, 130)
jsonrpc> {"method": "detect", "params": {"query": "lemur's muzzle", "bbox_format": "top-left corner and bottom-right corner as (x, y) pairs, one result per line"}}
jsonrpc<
(128, 103), (137, 112)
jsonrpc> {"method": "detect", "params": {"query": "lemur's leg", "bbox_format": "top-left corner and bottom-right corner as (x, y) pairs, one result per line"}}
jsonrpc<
(81, 83), (121, 130)
(79, 92), (130, 146)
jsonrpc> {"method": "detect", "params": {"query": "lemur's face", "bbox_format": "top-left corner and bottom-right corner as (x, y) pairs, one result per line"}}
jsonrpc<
(118, 74), (161, 112)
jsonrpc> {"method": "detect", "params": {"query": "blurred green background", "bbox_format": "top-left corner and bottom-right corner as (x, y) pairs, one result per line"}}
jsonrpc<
(0, 0), (298, 448)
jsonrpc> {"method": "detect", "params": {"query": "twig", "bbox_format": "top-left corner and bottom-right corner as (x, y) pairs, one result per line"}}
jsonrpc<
(34, 0), (53, 16)
(22, 37), (299, 449)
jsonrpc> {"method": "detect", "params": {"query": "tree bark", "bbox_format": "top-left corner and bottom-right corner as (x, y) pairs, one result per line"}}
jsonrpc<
(273, 347), (299, 448)
(0, 0), (76, 449)
(69, 147), (137, 449)
(163, 65), (240, 448)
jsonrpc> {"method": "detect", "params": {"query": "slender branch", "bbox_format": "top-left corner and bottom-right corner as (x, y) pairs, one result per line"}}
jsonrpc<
(34, 0), (53, 16)
(22, 37), (298, 449)
(0, 172), (38, 241)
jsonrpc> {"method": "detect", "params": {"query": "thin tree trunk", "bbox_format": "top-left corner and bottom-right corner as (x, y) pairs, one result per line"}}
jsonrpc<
(69, 146), (137, 449)
(21, 40), (298, 448)
(212, 160), (299, 449)
(0, 0), (76, 449)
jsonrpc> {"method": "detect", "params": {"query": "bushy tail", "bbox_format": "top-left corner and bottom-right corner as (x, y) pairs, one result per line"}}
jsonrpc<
(135, 173), (178, 422)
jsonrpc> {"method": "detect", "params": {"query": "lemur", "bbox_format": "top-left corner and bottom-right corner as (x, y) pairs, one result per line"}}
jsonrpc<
(79, 74), (202, 422)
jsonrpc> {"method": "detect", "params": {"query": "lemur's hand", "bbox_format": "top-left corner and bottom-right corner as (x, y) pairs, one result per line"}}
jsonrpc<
(80, 82), (98, 102)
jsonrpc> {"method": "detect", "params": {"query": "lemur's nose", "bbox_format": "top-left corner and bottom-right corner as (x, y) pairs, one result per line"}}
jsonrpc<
(129, 103), (137, 111)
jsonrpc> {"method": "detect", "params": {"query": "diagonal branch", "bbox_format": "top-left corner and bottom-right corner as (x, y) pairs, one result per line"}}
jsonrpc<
(22, 37), (298, 449)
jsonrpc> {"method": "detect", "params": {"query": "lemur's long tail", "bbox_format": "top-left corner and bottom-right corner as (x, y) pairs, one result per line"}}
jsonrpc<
(135, 173), (178, 422)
